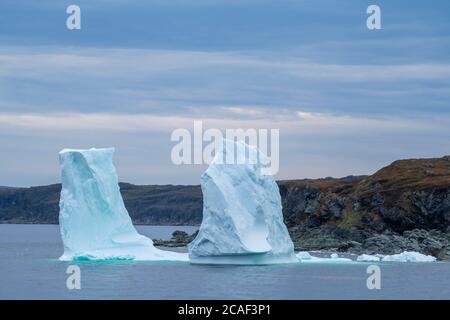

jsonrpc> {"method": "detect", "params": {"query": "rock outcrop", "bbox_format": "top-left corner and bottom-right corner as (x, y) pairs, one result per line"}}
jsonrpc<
(281, 156), (450, 260)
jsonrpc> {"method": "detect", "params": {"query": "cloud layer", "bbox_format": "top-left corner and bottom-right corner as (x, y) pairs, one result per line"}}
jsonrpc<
(0, 1), (449, 186)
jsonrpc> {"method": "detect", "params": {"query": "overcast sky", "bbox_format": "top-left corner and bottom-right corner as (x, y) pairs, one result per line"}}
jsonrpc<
(1, 0), (450, 187)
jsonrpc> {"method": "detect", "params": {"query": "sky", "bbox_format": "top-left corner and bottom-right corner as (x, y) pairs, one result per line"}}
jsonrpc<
(0, 0), (450, 187)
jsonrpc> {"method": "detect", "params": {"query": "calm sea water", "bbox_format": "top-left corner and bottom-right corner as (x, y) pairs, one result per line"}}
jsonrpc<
(0, 224), (449, 300)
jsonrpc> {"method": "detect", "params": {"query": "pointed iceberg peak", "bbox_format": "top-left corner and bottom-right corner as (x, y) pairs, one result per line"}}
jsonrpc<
(188, 139), (298, 264)
(58, 147), (187, 261)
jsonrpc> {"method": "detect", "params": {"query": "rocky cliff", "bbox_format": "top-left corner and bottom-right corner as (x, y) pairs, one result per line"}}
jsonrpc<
(280, 156), (450, 259)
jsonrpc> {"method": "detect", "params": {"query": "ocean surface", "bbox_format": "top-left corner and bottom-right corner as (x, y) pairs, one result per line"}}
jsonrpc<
(1, 224), (449, 300)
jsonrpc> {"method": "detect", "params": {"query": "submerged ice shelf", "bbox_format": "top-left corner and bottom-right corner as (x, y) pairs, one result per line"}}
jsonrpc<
(188, 139), (298, 265)
(380, 251), (436, 262)
(58, 148), (187, 262)
(296, 252), (353, 263)
(355, 251), (436, 263)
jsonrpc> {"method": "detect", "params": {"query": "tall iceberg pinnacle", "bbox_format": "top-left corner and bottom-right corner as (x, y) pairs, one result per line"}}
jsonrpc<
(58, 147), (187, 261)
(188, 139), (298, 264)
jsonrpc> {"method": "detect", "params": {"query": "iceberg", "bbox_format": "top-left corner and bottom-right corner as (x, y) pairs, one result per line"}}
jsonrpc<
(188, 139), (298, 265)
(296, 251), (353, 263)
(58, 148), (187, 262)
(297, 251), (314, 260)
(381, 251), (436, 263)
(356, 254), (381, 262)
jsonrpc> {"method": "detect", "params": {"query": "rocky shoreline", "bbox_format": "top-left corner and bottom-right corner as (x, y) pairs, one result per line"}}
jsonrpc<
(289, 226), (450, 260)
(154, 227), (450, 261)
